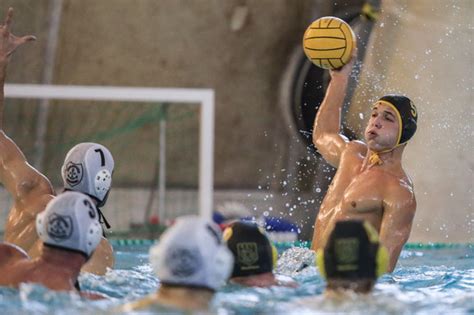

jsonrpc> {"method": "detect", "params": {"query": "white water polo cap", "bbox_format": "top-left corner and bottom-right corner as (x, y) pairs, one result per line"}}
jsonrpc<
(61, 143), (114, 206)
(36, 192), (102, 258)
(149, 216), (234, 291)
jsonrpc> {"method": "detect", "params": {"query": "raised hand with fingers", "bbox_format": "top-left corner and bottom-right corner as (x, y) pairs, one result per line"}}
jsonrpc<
(0, 7), (36, 64)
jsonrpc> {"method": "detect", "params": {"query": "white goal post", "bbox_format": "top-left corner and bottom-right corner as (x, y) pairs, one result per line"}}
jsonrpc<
(4, 84), (215, 220)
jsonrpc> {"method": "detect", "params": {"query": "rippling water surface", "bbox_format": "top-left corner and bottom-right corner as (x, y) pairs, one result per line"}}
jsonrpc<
(0, 244), (472, 314)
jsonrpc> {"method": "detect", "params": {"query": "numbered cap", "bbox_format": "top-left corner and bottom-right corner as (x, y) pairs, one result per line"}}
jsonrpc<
(36, 191), (102, 258)
(61, 143), (114, 205)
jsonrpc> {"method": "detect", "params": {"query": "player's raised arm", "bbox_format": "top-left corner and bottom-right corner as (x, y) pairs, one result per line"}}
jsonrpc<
(312, 67), (350, 167)
(0, 8), (36, 127)
(312, 54), (356, 168)
(0, 8), (51, 203)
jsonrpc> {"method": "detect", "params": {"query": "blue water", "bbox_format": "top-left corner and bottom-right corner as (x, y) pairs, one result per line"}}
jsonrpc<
(0, 244), (473, 315)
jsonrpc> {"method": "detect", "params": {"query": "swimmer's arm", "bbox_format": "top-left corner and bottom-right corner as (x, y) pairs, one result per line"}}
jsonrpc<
(80, 238), (115, 275)
(0, 9), (48, 204)
(312, 52), (356, 168)
(379, 189), (416, 272)
(0, 8), (36, 128)
(0, 131), (55, 205)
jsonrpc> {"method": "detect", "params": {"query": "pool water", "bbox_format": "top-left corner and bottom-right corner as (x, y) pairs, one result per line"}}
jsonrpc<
(0, 243), (473, 315)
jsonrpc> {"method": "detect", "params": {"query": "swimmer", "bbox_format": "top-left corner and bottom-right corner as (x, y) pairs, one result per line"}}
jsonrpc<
(316, 220), (388, 294)
(0, 8), (115, 275)
(224, 221), (297, 287)
(311, 49), (417, 271)
(0, 192), (104, 299)
(122, 216), (234, 312)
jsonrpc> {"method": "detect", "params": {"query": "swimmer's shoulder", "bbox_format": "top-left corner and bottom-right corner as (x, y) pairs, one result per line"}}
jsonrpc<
(383, 172), (416, 209)
(0, 242), (30, 268)
(344, 140), (367, 156)
(386, 169), (415, 192)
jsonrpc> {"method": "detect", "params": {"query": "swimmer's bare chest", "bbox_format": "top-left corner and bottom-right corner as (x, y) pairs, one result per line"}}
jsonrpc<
(314, 151), (387, 247)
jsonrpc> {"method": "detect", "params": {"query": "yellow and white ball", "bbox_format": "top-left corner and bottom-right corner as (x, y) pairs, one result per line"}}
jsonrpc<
(303, 16), (356, 70)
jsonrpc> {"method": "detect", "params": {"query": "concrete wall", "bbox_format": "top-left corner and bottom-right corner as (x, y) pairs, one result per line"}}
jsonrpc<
(3, 0), (315, 189)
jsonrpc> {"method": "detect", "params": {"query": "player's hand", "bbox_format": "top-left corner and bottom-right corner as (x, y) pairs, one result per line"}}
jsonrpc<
(330, 45), (357, 80)
(0, 8), (36, 64)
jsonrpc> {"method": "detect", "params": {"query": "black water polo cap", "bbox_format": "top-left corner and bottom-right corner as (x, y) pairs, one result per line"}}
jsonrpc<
(223, 221), (276, 278)
(322, 221), (381, 280)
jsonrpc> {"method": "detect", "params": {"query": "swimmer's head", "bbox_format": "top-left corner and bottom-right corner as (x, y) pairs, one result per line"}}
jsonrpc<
(223, 221), (278, 278)
(365, 94), (418, 151)
(149, 215), (234, 291)
(317, 220), (389, 293)
(61, 143), (114, 207)
(36, 192), (102, 259)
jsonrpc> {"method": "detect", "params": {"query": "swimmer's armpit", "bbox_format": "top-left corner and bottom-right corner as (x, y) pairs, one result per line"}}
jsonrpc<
(0, 242), (29, 267)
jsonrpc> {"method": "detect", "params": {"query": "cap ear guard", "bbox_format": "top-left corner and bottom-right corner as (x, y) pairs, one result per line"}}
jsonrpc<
(316, 248), (327, 279)
(223, 226), (233, 242)
(271, 243), (278, 269)
(376, 245), (389, 277)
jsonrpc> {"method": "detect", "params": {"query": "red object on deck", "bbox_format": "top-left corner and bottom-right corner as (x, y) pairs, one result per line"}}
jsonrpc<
(149, 215), (159, 225)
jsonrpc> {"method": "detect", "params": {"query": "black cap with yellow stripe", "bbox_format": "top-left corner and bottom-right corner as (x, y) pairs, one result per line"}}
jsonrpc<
(223, 221), (278, 278)
(317, 220), (388, 280)
(376, 94), (418, 145)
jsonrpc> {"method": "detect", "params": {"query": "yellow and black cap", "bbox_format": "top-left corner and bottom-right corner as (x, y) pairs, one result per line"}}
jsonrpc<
(376, 94), (418, 145)
(223, 221), (278, 278)
(317, 220), (388, 280)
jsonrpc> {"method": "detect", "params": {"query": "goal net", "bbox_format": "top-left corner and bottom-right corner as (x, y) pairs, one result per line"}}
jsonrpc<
(0, 84), (214, 237)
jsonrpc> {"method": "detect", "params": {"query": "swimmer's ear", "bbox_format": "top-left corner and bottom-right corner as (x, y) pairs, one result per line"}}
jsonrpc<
(316, 249), (327, 280)
(376, 245), (389, 277)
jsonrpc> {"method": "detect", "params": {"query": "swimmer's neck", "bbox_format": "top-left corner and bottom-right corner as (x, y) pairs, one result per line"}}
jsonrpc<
(156, 285), (213, 310)
(39, 245), (86, 278)
(362, 145), (405, 170)
(231, 272), (278, 287)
